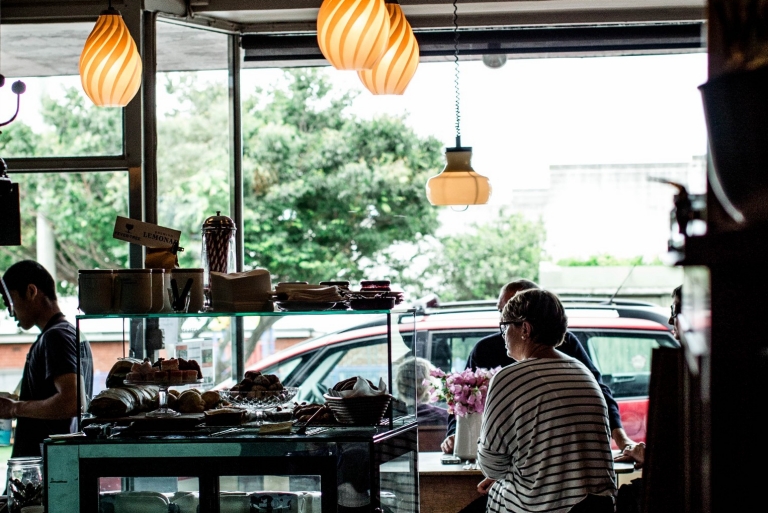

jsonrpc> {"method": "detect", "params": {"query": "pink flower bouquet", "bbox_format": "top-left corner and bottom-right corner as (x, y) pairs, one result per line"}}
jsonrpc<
(425, 367), (501, 417)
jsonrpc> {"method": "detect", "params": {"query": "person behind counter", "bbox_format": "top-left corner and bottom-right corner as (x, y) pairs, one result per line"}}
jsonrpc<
(0, 260), (93, 457)
(477, 289), (616, 513)
(441, 279), (634, 455)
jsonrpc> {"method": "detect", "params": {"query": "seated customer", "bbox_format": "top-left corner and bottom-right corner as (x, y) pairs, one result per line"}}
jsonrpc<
(477, 289), (616, 513)
(394, 357), (449, 426)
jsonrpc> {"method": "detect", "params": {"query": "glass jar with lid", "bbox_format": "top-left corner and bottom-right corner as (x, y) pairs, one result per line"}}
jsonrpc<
(201, 211), (237, 303)
(6, 456), (43, 512)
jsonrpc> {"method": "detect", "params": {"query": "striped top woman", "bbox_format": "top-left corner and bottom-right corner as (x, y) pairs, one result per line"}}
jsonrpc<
(476, 289), (616, 513)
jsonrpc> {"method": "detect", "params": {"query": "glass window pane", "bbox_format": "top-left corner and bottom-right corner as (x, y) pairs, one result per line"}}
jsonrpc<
(239, 53), (706, 303)
(0, 23), (123, 157)
(156, 21), (230, 269)
(586, 334), (662, 398)
(0, 171), (128, 475)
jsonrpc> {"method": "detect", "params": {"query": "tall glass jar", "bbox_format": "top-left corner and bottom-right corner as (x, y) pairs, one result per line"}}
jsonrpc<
(201, 211), (236, 306)
(6, 456), (43, 512)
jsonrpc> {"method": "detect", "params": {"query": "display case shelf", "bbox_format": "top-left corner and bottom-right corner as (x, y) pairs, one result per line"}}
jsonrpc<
(63, 307), (419, 512)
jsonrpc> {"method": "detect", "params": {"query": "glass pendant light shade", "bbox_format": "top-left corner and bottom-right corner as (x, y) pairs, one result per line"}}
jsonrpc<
(317, 0), (390, 70)
(426, 147), (492, 205)
(79, 7), (142, 107)
(357, 2), (419, 95)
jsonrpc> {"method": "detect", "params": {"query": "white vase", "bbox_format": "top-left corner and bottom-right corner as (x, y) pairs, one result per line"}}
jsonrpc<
(454, 412), (482, 461)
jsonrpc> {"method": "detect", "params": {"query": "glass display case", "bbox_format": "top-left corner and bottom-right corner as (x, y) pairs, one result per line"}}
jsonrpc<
(47, 309), (418, 513)
(45, 425), (417, 513)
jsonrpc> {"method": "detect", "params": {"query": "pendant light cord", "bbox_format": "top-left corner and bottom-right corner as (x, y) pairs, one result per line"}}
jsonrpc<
(453, 0), (461, 148)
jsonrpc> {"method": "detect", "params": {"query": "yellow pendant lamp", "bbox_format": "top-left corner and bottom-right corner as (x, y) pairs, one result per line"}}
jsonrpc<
(79, 3), (142, 107)
(358, 1), (419, 95)
(317, 0), (390, 70)
(426, 146), (491, 205)
(425, 0), (491, 206)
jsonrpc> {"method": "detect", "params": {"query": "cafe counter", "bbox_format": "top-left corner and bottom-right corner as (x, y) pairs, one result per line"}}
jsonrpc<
(44, 421), (418, 513)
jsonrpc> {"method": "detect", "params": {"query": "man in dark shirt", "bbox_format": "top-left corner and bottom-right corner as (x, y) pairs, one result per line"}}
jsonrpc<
(0, 260), (93, 457)
(441, 279), (636, 454)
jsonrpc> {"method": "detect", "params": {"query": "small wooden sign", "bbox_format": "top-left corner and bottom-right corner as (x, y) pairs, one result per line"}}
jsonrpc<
(113, 216), (181, 249)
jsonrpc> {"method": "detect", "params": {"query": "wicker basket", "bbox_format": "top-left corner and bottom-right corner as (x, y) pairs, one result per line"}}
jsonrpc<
(323, 394), (392, 425)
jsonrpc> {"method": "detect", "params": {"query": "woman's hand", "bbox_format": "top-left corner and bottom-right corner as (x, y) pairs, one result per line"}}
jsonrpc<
(477, 477), (496, 495)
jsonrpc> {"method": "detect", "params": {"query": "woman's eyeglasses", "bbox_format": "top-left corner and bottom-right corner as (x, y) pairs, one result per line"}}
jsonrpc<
(669, 304), (681, 320)
(499, 321), (522, 337)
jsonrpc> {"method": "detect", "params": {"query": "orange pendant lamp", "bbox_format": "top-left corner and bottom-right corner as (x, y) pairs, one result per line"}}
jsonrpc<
(317, 0), (391, 70)
(79, 3), (142, 107)
(426, 0), (491, 206)
(358, 1), (419, 95)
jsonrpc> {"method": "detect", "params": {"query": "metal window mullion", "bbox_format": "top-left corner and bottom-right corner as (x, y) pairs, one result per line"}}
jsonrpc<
(143, 10), (159, 226)
(122, 2), (145, 271)
(229, 32), (245, 381)
(3, 157), (132, 173)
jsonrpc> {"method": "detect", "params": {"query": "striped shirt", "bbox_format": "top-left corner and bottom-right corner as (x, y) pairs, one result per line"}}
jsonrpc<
(477, 357), (616, 513)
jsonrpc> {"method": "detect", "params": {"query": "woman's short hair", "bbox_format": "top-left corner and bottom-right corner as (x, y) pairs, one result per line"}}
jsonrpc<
(501, 289), (568, 347)
(396, 357), (433, 405)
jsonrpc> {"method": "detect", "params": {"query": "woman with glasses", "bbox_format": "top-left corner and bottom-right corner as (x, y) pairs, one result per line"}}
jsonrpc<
(476, 289), (616, 513)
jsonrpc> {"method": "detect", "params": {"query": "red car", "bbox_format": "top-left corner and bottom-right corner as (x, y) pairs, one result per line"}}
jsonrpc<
(244, 299), (677, 447)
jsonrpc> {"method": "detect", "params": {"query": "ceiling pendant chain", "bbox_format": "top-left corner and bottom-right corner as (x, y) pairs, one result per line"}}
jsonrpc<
(453, 0), (461, 148)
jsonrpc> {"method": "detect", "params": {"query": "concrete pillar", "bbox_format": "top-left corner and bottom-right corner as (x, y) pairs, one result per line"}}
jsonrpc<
(36, 213), (56, 283)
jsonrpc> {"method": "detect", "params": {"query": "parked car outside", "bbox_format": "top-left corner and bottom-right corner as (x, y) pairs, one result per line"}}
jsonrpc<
(239, 299), (678, 447)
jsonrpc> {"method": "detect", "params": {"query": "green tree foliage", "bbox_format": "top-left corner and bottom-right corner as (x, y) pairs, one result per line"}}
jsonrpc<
(556, 254), (662, 266)
(0, 95), (126, 292)
(156, 74), (231, 267)
(241, 69), (443, 284)
(389, 210), (545, 301)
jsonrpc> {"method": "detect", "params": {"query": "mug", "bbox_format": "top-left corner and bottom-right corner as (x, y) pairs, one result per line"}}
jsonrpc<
(78, 270), (114, 314)
(149, 269), (172, 313)
(113, 269), (153, 314)
(170, 268), (205, 313)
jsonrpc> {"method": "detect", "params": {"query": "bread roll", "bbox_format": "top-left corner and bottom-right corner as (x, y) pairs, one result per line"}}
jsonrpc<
(202, 391), (221, 410)
(176, 389), (205, 413)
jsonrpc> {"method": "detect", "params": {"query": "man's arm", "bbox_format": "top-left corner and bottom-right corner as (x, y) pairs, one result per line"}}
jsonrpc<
(0, 373), (79, 420)
(559, 332), (633, 447)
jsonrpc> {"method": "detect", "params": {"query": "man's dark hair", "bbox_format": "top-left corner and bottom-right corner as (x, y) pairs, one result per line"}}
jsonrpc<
(2, 260), (57, 301)
(502, 289), (568, 347)
(503, 279), (540, 295)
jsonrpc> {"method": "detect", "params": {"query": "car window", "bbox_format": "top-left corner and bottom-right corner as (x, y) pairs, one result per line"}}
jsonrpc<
(427, 330), (496, 373)
(259, 358), (304, 384)
(581, 332), (671, 399)
(292, 338), (390, 404)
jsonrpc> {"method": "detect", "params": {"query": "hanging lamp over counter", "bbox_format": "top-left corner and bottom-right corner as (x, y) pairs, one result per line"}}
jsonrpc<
(425, 0), (491, 206)
(79, 2), (142, 107)
(358, 0), (420, 95)
(317, 0), (390, 70)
